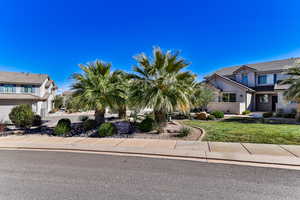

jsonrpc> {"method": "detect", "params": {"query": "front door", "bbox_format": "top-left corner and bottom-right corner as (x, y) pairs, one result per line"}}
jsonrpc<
(272, 95), (278, 111)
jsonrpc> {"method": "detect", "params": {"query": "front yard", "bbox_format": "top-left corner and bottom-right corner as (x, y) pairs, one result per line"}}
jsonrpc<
(183, 117), (300, 145)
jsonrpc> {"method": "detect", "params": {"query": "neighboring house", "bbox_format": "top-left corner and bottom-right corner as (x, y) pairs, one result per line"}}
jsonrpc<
(205, 57), (298, 114)
(0, 71), (57, 121)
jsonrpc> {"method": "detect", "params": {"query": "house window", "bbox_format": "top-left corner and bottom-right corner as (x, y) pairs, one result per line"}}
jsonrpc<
(258, 94), (269, 103)
(222, 93), (236, 102)
(258, 75), (267, 85)
(241, 73), (248, 85)
(0, 84), (16, 93)
(21, 85), (35, 93)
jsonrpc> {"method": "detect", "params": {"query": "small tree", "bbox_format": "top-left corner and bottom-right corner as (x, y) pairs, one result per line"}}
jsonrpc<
(193, 83), (215, 111)
(9, 104), (34, 129)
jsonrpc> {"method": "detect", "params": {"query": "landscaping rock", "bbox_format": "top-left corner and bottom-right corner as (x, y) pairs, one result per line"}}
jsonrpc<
(114, 121), (133, 134)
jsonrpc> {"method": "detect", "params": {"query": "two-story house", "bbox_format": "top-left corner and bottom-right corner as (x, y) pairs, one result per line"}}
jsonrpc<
(0, 71), (57, 121)
(205, 58), (298, 114)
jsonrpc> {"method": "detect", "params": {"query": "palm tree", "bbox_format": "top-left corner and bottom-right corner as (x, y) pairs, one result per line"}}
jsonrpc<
(129, 47), (196, 125)
(110, 70), (130, 119)
(281, 61), (300, 120)
(71, 60), (124, 124)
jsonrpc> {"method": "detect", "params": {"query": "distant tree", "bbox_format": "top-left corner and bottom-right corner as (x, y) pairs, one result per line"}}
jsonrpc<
(54, 96), (64, 109)
(281, 61), (300, 120)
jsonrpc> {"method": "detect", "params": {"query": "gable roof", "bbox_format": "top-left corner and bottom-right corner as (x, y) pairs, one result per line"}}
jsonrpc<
(208, 73), (255, 92)
(215, 57), (299, 76)
(0, 71), (49, 85)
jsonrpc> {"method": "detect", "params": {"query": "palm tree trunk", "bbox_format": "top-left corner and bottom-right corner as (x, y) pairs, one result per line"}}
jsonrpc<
(95, 108), (105, 124)
(118, 106), (127, 119)
(154, 110), (167, 127)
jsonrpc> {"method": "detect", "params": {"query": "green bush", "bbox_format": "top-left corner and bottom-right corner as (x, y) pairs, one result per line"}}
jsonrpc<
(79, 115), (89, 122)
(32, 115), (42, 126)
(98, 122), (117, 137)
(57, 118), (71, 127)
(176, 127), (191, 137)
(54, 124), (71, 136)
(83, 119), (97, 131)
(242, 110), (251, 115)
(211, 110), (224, 119)
(138, 117), (156, 132)
(9, 104), (34, 128)
(54, 118), (71, 136)
(263, 112), (273, 118)
(207, 115), (216, 120)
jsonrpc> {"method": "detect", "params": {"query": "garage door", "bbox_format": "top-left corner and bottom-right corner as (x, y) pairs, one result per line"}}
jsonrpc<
(0, 100), (34, 122)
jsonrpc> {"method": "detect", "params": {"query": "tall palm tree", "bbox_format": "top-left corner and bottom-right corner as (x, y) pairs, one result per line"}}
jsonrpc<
(129, 47), (196, 125)
(71, 60), (124, 124)
(281, 61), (300, 120)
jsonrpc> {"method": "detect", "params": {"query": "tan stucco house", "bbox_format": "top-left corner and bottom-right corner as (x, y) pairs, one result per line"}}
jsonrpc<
(205, 58), (298, 114)
(0, 71), (57, 121)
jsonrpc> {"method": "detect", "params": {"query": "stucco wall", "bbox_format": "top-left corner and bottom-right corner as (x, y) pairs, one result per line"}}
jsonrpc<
(207, 102), (246, 114)
(209, 77), (246, 103)
(235, 69), (256, 87)
(276, 91), (298, 113)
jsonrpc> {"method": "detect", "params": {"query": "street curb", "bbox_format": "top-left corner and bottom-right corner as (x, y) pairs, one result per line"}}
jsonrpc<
(0, 146), (299, 170)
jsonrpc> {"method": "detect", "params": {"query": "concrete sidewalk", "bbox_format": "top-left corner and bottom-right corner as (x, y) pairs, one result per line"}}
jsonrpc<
(0, 135), (299, 169)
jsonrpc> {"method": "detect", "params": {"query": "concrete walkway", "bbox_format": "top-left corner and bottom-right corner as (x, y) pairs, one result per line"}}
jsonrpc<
(0, 135), (299, 169)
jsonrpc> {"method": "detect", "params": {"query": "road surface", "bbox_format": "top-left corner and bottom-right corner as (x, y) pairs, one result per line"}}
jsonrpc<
(0, 150), (299, 200)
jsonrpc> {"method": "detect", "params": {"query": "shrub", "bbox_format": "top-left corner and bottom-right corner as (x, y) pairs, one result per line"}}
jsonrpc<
(54, 118), (71, 136)
(211, 110), (224, 119)
(171, 112), (190, 120)
(195, 112), (208, 120)
(283, 113), (296, 118)
(242, 110), (251, 115)
(83, 119), (97, 131)
(207, 114), (216, 120)
(98, 122), (117, 137)
(54, 124), (71, 136)
(176, 127), (191, 137)
(32, 115), (42, 126)
(9, 104), (34, 128)
(138, 117), (156, 132)
(79, 115), (89, 122)
(57, 118), (71, 127)
(263, 112), (273, 118)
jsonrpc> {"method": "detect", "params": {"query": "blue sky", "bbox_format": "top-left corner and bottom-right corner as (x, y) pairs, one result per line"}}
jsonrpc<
(0, 0), (300, 92)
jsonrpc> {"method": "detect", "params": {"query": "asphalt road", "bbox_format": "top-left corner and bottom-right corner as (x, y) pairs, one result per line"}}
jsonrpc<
(0, 150), (299, 200)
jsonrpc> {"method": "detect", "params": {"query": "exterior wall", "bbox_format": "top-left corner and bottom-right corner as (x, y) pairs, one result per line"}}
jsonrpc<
(235, 69), (256, 87)
(207, 102), (246, 114)
(208, 77), (246, 103)
(276, 91), (298, 113)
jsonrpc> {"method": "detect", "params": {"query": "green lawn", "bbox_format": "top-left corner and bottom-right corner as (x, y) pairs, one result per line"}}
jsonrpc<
(183, 118), (300, 145)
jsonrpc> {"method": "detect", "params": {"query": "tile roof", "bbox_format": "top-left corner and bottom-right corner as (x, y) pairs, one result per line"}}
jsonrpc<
(0, 71), (48, 85)
(215, 57), (299, 76)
